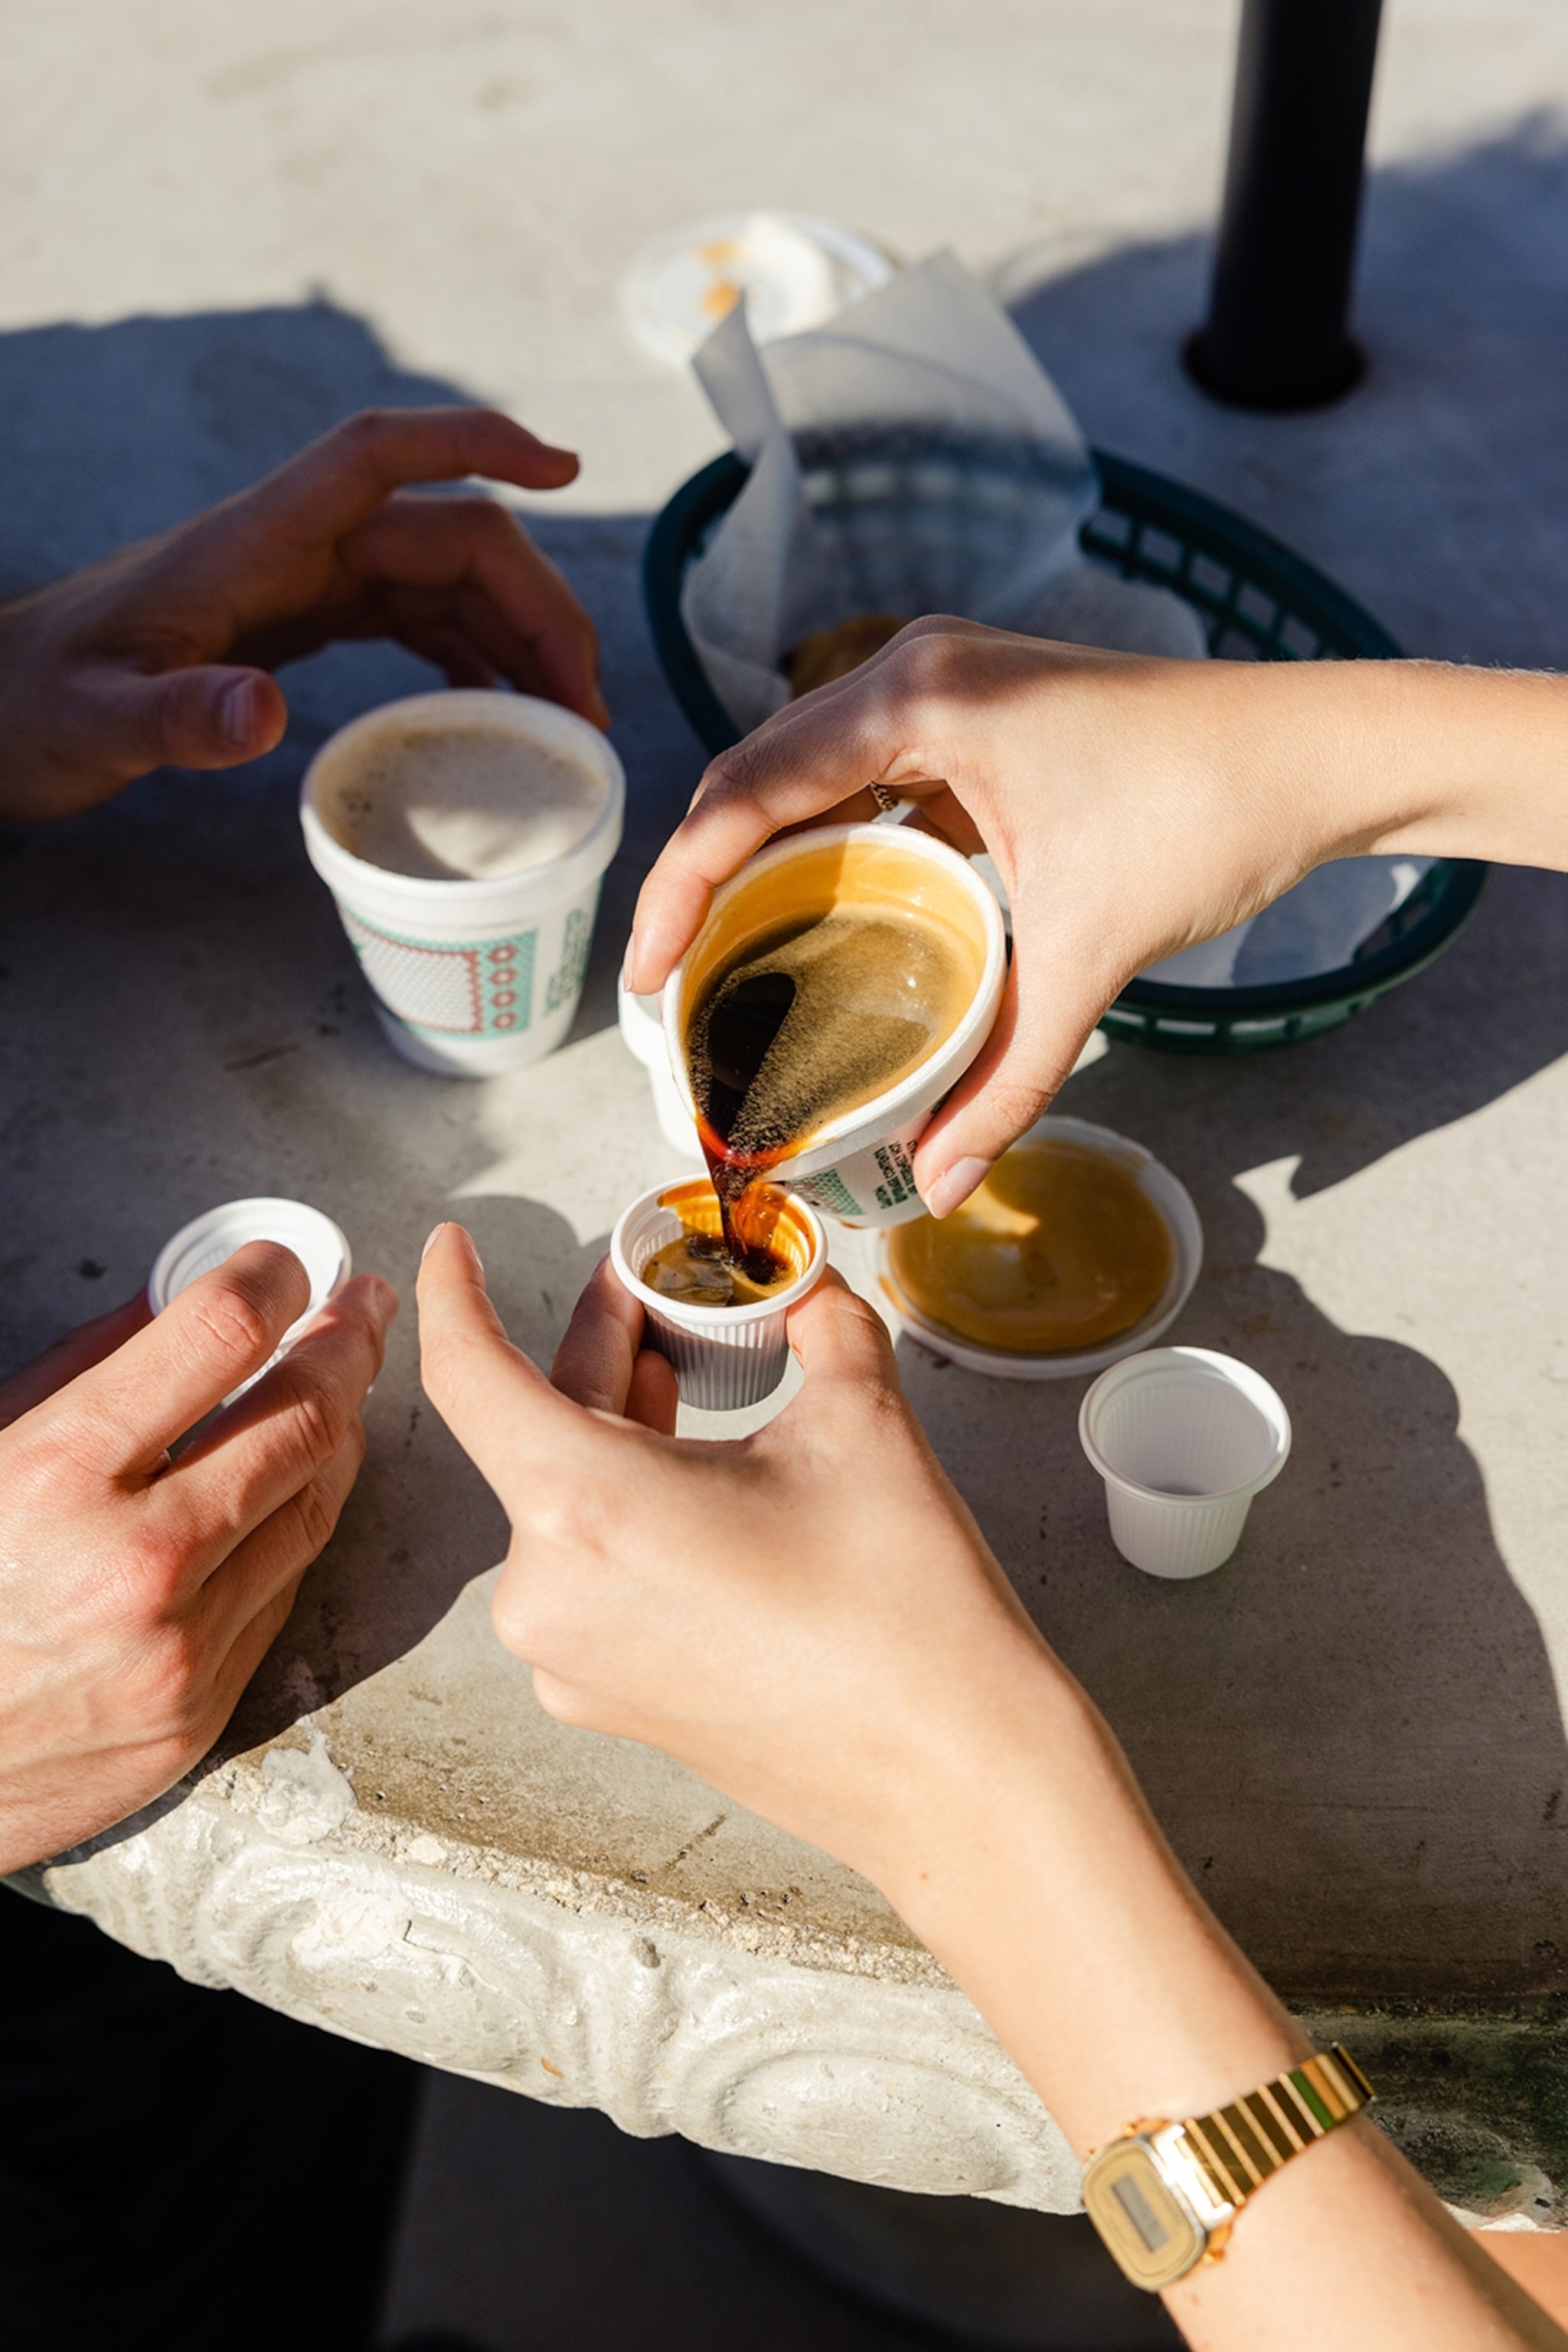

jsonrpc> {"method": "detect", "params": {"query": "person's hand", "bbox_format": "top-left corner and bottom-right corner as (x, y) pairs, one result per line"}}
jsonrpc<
(626, 621), (1454, 1214)
(416, 1225), (1058, 1885)
(0, 406), (608, 824)
(416, 1231), (1568, 2352)
(0, 1245), (396, 1873)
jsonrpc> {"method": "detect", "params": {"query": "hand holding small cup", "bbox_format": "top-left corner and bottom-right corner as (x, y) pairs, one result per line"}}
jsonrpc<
(416, 1225), (1050, 1890)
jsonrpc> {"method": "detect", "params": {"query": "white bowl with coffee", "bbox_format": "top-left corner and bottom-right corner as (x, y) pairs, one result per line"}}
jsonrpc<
(301, 690), (624, 1076)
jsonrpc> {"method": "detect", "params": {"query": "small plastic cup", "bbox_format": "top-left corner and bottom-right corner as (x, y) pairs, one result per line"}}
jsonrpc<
(301, 691), (625, 1077)
(661, 824), (1007, 1230)
(611, 1178), (826, 1412)
(1077, 1347), (1291, 1579)
(148, 1197), (351, 1401)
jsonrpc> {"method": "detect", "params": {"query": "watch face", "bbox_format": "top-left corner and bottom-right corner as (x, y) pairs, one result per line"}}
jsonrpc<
(1081, 2139), (1207, 2291)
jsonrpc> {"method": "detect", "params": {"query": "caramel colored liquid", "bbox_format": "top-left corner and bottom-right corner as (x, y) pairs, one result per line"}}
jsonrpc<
(642, 1227), (794, 1308)
(642, 1178), (808, 1308)
(888, 1138), (1174, 1354)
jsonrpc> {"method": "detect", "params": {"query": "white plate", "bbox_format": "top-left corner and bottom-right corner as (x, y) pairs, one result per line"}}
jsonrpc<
(622, 211), (894, 366)
(875, 1116), (1202, 1381)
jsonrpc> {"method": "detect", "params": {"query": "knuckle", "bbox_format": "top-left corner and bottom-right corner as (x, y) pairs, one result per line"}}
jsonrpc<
(700, 743), (763, 802)
(333, 406), (395, 455)
(282, 1467), (346, 1563)
(986, 1074), (1054, 1127)
(886, 623), (965, 701)
(265, 1357), (353, 1475)
(187, 1282), (278, 1374)
(127, 1621), (212, 1741)
(116, 1523), (192, 1609)
(528, 1490), (606, 1560)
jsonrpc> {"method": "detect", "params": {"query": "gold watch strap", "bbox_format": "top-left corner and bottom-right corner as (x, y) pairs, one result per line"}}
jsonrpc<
(1173, 2043), (1374, 2211)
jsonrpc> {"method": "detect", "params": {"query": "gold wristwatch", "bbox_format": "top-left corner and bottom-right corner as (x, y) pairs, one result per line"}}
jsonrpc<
(1080, 2044), (1374, 2291)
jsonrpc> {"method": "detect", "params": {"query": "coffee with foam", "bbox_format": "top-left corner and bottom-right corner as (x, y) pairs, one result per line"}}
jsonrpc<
(321, 710), (606, 881)
(677, 834), (988, 1269)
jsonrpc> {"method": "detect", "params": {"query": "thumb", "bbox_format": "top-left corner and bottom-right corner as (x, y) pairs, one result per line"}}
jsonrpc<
(911, 947), (1106, 1218)
(783, 1267), (903, 1391)
(84, 662), (289, 777)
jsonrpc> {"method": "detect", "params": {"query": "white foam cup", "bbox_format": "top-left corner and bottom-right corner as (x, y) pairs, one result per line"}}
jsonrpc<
(617, 972), (703, 1161)
(661, 824), (1007, 1229)
(1077, 1347), (1291, 1579)
(147, 1197), (351, 1402)
(301, 691), (625, 1076)
(610, 1178), (826, 1412)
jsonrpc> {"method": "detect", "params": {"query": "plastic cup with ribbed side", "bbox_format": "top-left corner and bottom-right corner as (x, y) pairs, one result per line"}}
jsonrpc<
(301, 691), (624, 1077)
(1078, 1347), (1291, 1579)
(148, 1197), (351, 1402)
(611, 1178), (825, 1413)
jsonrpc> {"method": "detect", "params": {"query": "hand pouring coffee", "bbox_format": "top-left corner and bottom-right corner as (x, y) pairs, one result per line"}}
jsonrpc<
(662, 825), (1007, 1267)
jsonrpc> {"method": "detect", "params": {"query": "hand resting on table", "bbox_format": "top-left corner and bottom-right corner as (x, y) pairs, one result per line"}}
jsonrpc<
(0, 1243), (394, 1876)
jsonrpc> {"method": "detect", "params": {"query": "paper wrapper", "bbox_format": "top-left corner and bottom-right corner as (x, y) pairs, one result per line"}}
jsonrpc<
(681, 250), (1428, 990)
(681, 250), (1206, 734)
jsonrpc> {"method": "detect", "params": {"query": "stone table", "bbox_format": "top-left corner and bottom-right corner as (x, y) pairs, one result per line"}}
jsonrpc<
(8, 694), (1568, 2231)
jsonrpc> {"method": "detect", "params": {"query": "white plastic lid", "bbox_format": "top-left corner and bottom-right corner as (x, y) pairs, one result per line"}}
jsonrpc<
(148, 1199), (351, 1393)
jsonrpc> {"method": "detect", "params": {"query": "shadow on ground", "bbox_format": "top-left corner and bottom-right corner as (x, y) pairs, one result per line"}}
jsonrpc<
(1002, 113), (1568, 671)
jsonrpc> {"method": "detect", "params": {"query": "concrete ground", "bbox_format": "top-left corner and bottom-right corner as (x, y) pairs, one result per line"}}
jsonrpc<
(5, 3), (1568, 2347)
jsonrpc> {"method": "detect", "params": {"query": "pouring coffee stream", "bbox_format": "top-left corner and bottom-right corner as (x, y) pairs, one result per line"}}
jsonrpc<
(697, 968), (799, 1281)
(664, 825), (1004, 1278)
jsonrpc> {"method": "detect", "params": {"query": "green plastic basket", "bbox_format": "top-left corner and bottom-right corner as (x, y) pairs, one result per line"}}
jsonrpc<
(642, 446), (1486, 1053)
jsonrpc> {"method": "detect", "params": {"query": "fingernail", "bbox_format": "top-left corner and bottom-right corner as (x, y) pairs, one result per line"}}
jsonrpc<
(923, 1158), (991, 1220)
(420, 1224), (447, 1263)
(220, 676), (260, 749)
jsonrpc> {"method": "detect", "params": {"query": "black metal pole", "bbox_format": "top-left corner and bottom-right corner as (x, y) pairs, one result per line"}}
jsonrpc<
(1185, 0), (1384, 412)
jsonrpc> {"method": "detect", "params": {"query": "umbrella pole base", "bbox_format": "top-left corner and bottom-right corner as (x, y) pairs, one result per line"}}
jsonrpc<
(1181, 327), (1367, 414)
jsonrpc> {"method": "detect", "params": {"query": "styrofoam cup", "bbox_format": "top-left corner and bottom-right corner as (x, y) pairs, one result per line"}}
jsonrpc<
(618, 972), (704, 1161)
(662, 824), (1007, 1229)
(611, 1178), (826, 1411)
(1078, 1347), (1291, 1579)
(148, 1197), (351, 1401)
(301, 691), (624, 1076)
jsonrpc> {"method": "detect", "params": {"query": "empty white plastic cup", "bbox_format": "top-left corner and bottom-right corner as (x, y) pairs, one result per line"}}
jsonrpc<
(148, 1197), (351, 1401)
(1078, 1347), (1291, 1579)
(301, 691), (625, 1076)
(661, 824), (1006, 1230)
(611, 1178), (825, 1412)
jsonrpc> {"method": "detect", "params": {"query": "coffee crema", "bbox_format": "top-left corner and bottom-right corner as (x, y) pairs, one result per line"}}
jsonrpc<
(678, 836), (986, 1272)
(639, 1178), (807, 1306)
(323, 716), (606, 881)
(887, 1138), (1174, 1354)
